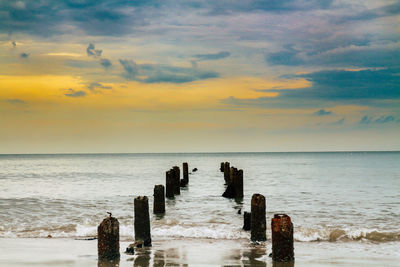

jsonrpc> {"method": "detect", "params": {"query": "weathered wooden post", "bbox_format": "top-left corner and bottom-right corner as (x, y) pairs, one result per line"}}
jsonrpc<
(134, 196), (152, 246)
(234, 169), (243, 198)
(182, 162), (189, 186)
(243, 211), (251, 231)
(220, 162), (224, 172)
(166, 170), (174, 198)
(153, 185), (165, 214)
(223, 162), (230, 183)
(172, 166), (181, 195)
(251, 194), (266, 241)
(222, 166), (236, 198)
(98, 215), (120, 261)
(272, 214), (294, 262)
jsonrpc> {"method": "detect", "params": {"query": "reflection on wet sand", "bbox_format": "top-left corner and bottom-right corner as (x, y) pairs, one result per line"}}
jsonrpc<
(122, 240), (294, 267)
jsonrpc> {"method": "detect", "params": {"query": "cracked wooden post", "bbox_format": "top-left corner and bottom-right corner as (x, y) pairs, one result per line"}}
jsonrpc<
(243, 211), (251, 231)
(223, 162), (230, 184)
(220, 162), (224, 172)
(234, 169), (243, 198)
(251, 194), (266, 242)
(182, 162), (189, 186)
(153, 185), (165, 214)
(134, 196), (152, 246)
(272, 214), (294, 262)
(98, 215), (120, 261)
(166, 170), (174, 198)
(172, 166), (180, 195)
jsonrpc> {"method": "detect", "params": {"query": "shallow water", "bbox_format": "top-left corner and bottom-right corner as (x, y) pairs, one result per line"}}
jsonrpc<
(0, 152), (399, 246)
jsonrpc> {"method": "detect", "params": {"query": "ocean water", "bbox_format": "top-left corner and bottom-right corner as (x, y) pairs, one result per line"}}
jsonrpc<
(0, 152), (399, 245)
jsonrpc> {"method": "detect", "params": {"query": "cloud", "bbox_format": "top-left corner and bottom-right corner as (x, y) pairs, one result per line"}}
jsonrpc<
(194, 51), (231, 61)
(266, 46), (304, 66)
(330, 117), (345, 125)
(88, 82), (112, 91)
(374, 115), (395, 124)
(119, 59), (139, 79)
(314, 109), (332, 116)
(4, 98), (26, 105)
(11, 41), (16, 48)
(119, 59), (219, 83)
(100, 58), (112, 69)
(64, 89), (86, 97)
(360, 115), (396, 125)
(86, 43), (102, 57)
(20, 52), (29, 58)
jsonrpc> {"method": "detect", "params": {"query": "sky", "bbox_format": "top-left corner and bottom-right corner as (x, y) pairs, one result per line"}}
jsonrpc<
(0, 0), (399, 153)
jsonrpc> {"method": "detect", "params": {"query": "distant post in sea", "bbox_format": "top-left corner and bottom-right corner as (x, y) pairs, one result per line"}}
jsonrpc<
(172, 166), (180, 195)
(251, 194), (266, 241)
(223, 162), (230, 184)
(98, 214), (120, 261)
(166, 170), (174, 198)
(134, 196), (152, 246)
(182, 162), (189, 186)
(153, 185), (165, 214)
(271, 214), (294, 262)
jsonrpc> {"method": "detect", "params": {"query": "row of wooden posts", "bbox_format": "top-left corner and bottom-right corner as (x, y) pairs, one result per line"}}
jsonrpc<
(221, 161), (294, 262)
(97, 161), (294, 263)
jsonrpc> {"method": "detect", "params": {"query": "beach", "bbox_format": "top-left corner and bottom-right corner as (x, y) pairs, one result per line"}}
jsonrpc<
(1, 152), (399, 266)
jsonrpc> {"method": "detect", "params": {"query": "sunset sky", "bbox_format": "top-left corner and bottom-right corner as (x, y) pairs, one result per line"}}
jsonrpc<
(0, 0), (399, 153)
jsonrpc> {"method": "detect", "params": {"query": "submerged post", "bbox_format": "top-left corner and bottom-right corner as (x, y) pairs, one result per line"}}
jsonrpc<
(166, 170), (174, 198)
(98, 215), (120, 261)
(134, 196), (152, 246)
(153, 185), (165, 214)
(272, 214), (294, 262)
(243, 211), (251, 231)
(172, 166), (180, 195)
(182, 162), (189, 186)
(251, 194), (266, 242)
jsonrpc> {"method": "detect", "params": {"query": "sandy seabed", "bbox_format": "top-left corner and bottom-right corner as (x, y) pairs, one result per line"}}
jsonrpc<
(1, 237), (399, 267)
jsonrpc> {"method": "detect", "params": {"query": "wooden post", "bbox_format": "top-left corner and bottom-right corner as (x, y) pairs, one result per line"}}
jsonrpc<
(223, 162), (230, 183)
(251, 194), (266, 241)
(272, 214), (294, 262)
(243, 211), (251, 231)
(165, 170), (174, 198)
(182, 162), (189, 186)
(153, 185), (165, 214)
(222, 166), (236, 198)
(172, 166), (180, 195)
(134, 196), (152, 246)
(220, 162), (224, 172)
(234, 169), (243, 198)
(98, 215), (120, 261)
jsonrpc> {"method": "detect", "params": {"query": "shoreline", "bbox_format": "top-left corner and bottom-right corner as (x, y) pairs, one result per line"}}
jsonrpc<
(1, 237), (399, 267)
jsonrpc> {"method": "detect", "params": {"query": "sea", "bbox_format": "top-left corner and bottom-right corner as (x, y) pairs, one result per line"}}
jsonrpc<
(0, 152), (399, 266)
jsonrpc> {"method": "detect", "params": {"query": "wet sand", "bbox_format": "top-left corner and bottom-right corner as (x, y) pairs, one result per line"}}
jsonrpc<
(1, 237), (399, 267)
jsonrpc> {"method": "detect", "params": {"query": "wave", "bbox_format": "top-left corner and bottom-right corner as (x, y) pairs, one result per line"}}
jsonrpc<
(1, 224), (399, 243)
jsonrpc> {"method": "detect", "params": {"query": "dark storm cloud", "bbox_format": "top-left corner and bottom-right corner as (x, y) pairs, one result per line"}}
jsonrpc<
(64, 89), (86, 97)
(119, 59), (219, 84)
(221, 68), (400, 108)
(194, 51), (230, 61)
(100, 58), (112, 69)
(314, 109), (332, 116)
